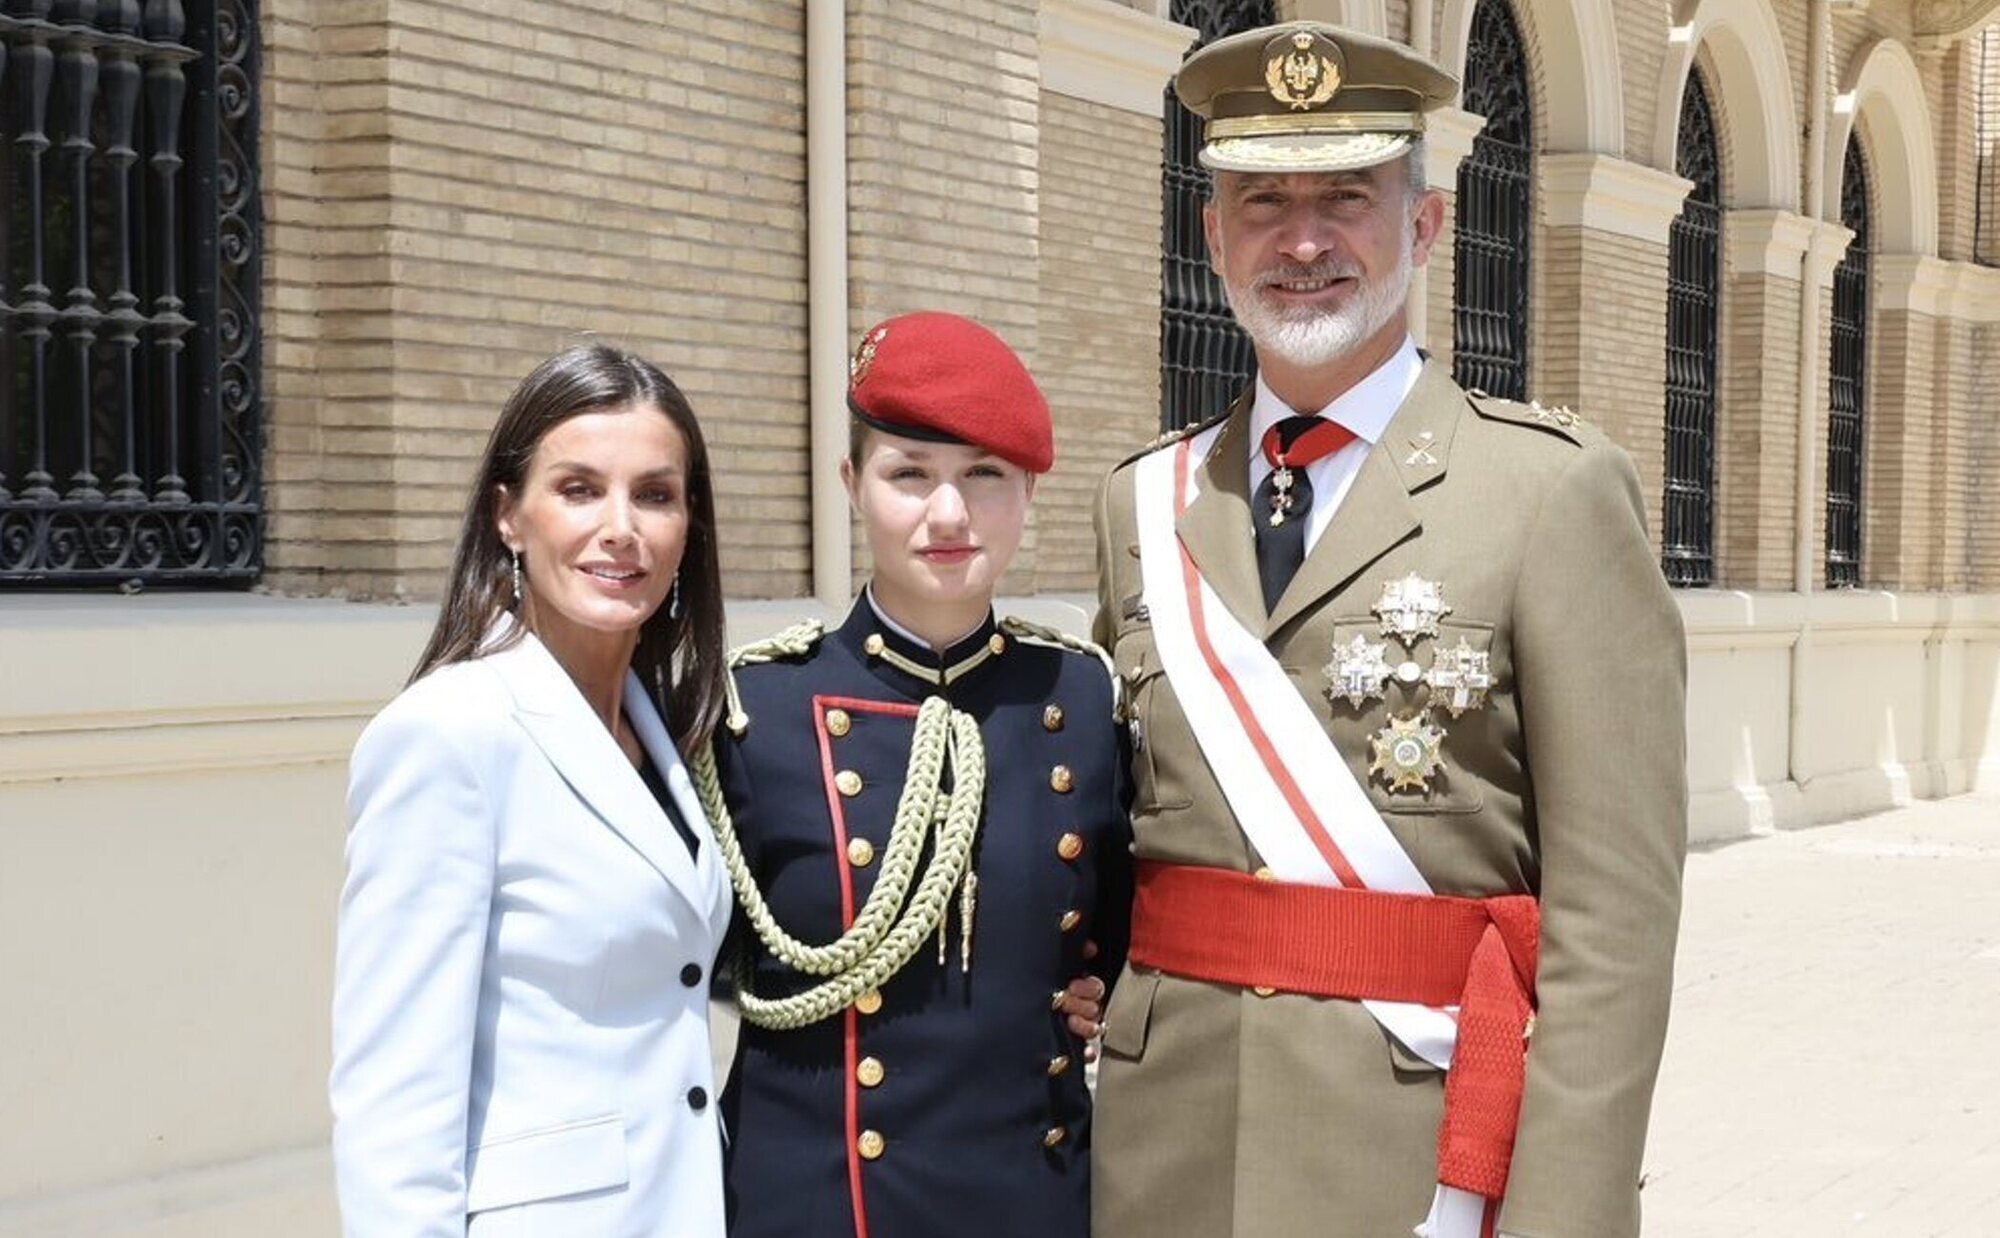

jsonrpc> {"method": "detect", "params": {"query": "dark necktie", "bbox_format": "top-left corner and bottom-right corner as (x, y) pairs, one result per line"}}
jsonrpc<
(1252, 415), (1357, 613)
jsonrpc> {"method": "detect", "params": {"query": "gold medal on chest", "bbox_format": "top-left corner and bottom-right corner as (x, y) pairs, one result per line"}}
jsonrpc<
(1369, 714), (1447, 794)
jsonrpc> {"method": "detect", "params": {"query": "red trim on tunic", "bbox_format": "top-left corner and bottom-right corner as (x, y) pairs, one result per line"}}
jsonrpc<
(812, 694), (919, 1238)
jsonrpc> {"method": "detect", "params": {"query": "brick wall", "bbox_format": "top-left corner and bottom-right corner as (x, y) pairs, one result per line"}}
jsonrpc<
(248, 0), (2000, 606)
(1034, 93), (1167, 596)
(1866, 309), (1939, 588)
(1715, 266), (1801, 590)
(261, 0), (812, 602)
(1980, 28), (2000, 265)
(1533, 226), (1673, 549)
(1972, 322), (2000, 586)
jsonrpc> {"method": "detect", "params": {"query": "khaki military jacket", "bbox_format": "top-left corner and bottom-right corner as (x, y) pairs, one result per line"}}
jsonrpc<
(1090, 360), (1687, 1238)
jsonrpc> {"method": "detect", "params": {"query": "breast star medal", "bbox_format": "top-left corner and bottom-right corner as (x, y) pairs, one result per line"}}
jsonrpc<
(1424, 636), (1494, 718)
(1369, 714), (1447, 793)
(1325, 633), (1392, 710)
(1372, 574), (1451, 647)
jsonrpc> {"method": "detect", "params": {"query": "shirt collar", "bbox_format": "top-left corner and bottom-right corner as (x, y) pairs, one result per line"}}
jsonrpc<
(837, 588), (1003, 696)
(1249, 335), (1423, 451)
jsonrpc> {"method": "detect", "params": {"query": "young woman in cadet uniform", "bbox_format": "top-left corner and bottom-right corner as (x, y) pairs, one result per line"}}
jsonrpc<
(691, 311), (1131, 1238)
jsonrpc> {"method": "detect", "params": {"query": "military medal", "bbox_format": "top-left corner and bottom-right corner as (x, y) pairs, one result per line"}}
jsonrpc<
(1369, 714), (1447, 793)
(1268, 465), (1297, 527)
(1325, 633), (1392, 710)
(1372, 573), (1451, 646)
(1261, 416), (1357, 528)
(1424, 636), (1494, 718)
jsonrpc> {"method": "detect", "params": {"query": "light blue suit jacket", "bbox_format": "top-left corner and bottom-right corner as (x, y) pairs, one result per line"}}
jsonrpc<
(331, 629), (731, 1238)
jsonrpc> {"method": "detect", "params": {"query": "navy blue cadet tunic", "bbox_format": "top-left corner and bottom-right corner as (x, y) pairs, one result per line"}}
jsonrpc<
(716, 596), (1132, 1238)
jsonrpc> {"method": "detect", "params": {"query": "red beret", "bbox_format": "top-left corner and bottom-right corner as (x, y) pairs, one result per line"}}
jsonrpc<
(847, 312), (1055, 473)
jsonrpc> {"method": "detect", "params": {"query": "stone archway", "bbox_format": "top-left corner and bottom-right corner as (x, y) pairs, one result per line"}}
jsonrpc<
(1650, 0), (1799, 210)
(1827, 38), (1939, 256)
(1436, 0), (1622, 153)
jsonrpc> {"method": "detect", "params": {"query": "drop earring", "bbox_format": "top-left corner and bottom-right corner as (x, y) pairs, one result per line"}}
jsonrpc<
(510, 550), (523, 606)
(668, 572), (681, 620)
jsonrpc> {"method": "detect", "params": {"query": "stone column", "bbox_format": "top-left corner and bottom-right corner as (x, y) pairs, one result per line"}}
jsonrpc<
(1963, 267), (2000, 587)
(1535, 153), (1692, 550)
(1715, 210), (1815, 590)
(1867, 255), (1955, 589)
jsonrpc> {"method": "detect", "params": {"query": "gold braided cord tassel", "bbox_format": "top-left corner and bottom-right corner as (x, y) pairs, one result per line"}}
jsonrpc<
(691, 700), (987, 1031)
(959, 871), (978, 974)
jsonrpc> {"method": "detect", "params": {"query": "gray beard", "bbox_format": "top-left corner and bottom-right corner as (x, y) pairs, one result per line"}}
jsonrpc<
(1223, 234), (1415, 371)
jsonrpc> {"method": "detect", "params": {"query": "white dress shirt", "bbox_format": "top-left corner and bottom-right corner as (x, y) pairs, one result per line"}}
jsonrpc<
(1247, 336), (1423, 556)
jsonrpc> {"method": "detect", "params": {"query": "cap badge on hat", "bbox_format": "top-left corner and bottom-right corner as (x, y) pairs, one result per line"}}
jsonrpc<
(1265, 29), (1342, 111)
(850, 323), (888, 388)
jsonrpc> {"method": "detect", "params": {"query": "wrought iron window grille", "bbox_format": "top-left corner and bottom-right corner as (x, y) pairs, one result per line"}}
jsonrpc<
(1825, 139), (1869, 589)
(1452, 0), (1532, 402)
(1662, 71), (1720, 589)
(1159, 0), (1271, 433)
(1, 0), (261, 586)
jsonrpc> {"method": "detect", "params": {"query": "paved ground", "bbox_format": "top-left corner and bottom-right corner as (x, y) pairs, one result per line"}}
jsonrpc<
(1642, 792), (2000, 1236)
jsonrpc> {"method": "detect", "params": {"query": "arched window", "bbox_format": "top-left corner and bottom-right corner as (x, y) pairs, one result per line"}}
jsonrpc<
(1826, 138), (1870, 588)
(1453, 0), (1534, 400)
(1662, 70), (1722, 588)
(1159, 0), (1273, 432)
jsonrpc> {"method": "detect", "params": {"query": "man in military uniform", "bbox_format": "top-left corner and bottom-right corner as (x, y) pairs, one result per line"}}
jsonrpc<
(1091, 22), (1686, 1238)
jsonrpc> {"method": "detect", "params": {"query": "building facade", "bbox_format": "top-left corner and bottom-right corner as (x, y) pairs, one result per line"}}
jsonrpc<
(3, 0), (2000, 1231)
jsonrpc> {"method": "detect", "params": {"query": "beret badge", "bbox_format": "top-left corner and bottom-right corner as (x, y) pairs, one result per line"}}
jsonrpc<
(1265, 29), (1342, 111)
(850, 323), (888, 388)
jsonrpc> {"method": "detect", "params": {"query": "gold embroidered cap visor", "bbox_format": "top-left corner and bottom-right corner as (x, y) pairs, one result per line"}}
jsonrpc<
(1202, 129), (1417, 175)
(1174, 22), (1458, 175)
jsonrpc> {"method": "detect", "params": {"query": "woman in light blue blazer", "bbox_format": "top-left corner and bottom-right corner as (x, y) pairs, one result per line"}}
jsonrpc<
(331, 344), (734, 1238)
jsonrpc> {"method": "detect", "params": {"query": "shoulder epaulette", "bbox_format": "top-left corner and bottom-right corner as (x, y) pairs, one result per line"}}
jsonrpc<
(727, 619), (825, 670)
(1464, 389), (1592, 446)
(723, 619), (826, 737)
(999, 616), (1118, 716)
(1115, 411), (1230, 470)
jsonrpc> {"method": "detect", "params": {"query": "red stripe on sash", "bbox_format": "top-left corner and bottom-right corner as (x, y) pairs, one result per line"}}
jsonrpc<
(1171, 440), (1363, 888)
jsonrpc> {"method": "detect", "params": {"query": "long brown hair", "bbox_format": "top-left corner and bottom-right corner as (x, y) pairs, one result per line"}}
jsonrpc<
(410, 343), (729, 754)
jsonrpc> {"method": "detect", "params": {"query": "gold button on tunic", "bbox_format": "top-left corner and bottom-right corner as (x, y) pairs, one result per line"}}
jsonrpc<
(846, 837), (876, 867)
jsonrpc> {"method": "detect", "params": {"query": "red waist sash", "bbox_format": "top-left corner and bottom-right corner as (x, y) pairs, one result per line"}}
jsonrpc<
(1129, 860), (1540, 1200)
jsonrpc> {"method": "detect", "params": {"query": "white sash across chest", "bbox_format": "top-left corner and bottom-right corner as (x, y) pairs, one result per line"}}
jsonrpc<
(1133, 429), (1497, 1238)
